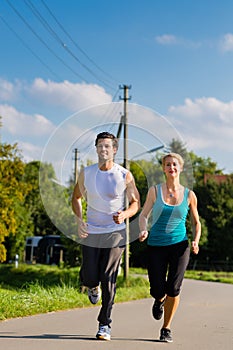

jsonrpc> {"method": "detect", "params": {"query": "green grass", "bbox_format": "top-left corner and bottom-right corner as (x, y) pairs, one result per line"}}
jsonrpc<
(0, 283), (89, 320)
(184, 270), (233, 284)
(0, 264), (151, 321)
(0, 264), (232, 321)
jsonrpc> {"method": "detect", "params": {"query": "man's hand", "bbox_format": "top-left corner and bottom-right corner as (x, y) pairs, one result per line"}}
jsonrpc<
(113, 210), (126, 224)
(77, 217), (88, 239)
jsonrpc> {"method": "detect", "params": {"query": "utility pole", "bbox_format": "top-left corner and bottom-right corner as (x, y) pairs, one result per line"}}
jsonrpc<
(74, 148), (79, 184)
(119, 84), (131, 279)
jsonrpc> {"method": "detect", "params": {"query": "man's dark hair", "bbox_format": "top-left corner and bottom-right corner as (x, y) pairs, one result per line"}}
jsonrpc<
(95, 132), (118, 149)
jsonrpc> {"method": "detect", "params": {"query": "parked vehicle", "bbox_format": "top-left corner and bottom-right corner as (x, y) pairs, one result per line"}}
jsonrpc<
(36, 235), (65, 265)
(25, 236), (42, 263)
(25, 235), (66, 265)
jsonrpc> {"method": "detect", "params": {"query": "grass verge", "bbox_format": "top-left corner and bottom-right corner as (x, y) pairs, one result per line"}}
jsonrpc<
(0, 264), (232, 321)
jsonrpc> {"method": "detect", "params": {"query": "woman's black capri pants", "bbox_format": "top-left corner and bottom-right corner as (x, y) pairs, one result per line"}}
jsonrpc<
(147, 240), (190, 300)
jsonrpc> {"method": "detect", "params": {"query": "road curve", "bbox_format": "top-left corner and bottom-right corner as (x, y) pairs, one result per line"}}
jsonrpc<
(0, 279), (232, 350)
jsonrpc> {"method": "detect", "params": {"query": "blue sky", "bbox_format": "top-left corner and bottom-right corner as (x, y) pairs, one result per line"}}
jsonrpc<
(1, 0), (233, 181)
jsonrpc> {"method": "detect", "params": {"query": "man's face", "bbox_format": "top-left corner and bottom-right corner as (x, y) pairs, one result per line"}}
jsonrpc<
(96, 138), (117, 162)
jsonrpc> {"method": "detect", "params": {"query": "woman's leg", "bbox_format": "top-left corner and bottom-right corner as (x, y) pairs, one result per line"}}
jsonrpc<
(147, 245), (168, 300)
(163, 241), (190, 329)
(163, 295), (180, 329)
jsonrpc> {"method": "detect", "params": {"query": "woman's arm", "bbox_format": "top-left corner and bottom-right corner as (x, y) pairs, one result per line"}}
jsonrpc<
(189, 190), (201, 254)
(138, 186), (156, 242)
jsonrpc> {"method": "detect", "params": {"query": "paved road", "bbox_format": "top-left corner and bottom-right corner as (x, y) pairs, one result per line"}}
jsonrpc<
(0, 279), (233, 350)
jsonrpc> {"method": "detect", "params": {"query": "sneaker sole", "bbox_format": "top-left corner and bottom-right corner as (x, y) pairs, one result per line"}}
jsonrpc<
(160, 338), (173, 343)
(96, 335), (111, 341)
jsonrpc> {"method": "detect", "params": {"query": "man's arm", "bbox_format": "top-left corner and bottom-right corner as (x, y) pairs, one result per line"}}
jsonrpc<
(113, 171), (140, 224)
(72, 169), (84, 218)
(71, 170), (88, 238)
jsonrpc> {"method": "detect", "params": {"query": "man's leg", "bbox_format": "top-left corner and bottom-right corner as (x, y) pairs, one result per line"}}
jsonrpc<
(97, 245), (124, 326)
(81, 245), (100, 288)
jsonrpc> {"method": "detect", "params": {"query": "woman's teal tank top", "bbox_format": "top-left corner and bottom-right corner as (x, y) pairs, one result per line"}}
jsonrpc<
(148, 184), (190, 246)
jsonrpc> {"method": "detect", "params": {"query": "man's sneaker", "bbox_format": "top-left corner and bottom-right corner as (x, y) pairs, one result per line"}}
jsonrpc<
(152, 298), (165, 320)
(96, 324), (111, 341)
(87, 286), (101, 304)
(160, 328), (173, 343)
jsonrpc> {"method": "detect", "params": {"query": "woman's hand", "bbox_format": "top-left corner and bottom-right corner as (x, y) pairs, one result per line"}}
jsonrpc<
(191, 241), (199, 254)
(139, 230), (148, 242)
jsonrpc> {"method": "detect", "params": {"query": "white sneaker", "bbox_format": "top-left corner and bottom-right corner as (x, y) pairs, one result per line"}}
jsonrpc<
(96, 324), (111, 341)
(87, 286), (101, 304)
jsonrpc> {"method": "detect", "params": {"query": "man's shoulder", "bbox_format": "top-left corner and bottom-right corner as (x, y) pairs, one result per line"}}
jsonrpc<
(114, 163), (129, 174)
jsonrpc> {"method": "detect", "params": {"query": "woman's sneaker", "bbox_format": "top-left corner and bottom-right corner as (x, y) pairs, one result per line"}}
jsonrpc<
(152, 299), (165, 320)
(96, 324), (111, 341)
(87, 286), (101, 304)
(160, 328), (173, 343)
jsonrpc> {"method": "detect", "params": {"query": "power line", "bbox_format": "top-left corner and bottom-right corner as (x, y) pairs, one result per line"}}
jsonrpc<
(24, 0), (117, 90)
(40, 0), (118, 85)
(0, 13), (62, 80)
(5, 0), (88, 82)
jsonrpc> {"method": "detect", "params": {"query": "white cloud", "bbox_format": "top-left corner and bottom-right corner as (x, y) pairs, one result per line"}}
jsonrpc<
(155, 34), (178, 45)
(167, 97), (233, 158)
(0, 77), (115, 165)
(0, 78), (21, 102)
(0, 104), (55, 136)
(219, 33), (233, 52)
(0, 78), (113, 112)
(28, 78), (112, 112)
(155, 34), (202, 49)
(17, 141), (43, 162)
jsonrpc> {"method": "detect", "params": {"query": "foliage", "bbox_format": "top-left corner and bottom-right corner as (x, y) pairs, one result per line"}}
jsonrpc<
(195, 177), (233, 259)
(184, 270), (233, 284)
(0, 265), (150, 320)
(190, 152), (223, 186)
(0, 264), (81, 289)
(24, 161), (56, 236)
(0, 283), (88, 320)
(0, 143), (31, 262)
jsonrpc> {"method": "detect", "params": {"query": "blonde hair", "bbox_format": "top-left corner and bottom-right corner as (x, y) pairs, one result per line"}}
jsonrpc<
(162, 153), (184, 169)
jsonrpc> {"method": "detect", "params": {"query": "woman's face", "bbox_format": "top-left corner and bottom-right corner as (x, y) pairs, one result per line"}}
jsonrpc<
(163, 156), (182, 178)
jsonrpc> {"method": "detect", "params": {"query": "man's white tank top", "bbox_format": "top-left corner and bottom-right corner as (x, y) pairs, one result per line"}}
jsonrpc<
(84, 163), (128, 234)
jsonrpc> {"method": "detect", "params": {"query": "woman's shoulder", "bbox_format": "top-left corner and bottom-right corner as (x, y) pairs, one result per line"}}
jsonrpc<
(149, 183), (160, 192)
(187, 188), (197, 204)
(148, 184), (161, 199)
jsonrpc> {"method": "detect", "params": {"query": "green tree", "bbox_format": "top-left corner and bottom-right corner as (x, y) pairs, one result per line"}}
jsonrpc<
(24, 161), (62, 236)
(189, 152), (223, 186)
(0, 142), (30, 262)
(196, 177), (233, 259)
(130, 158), (163, 206)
